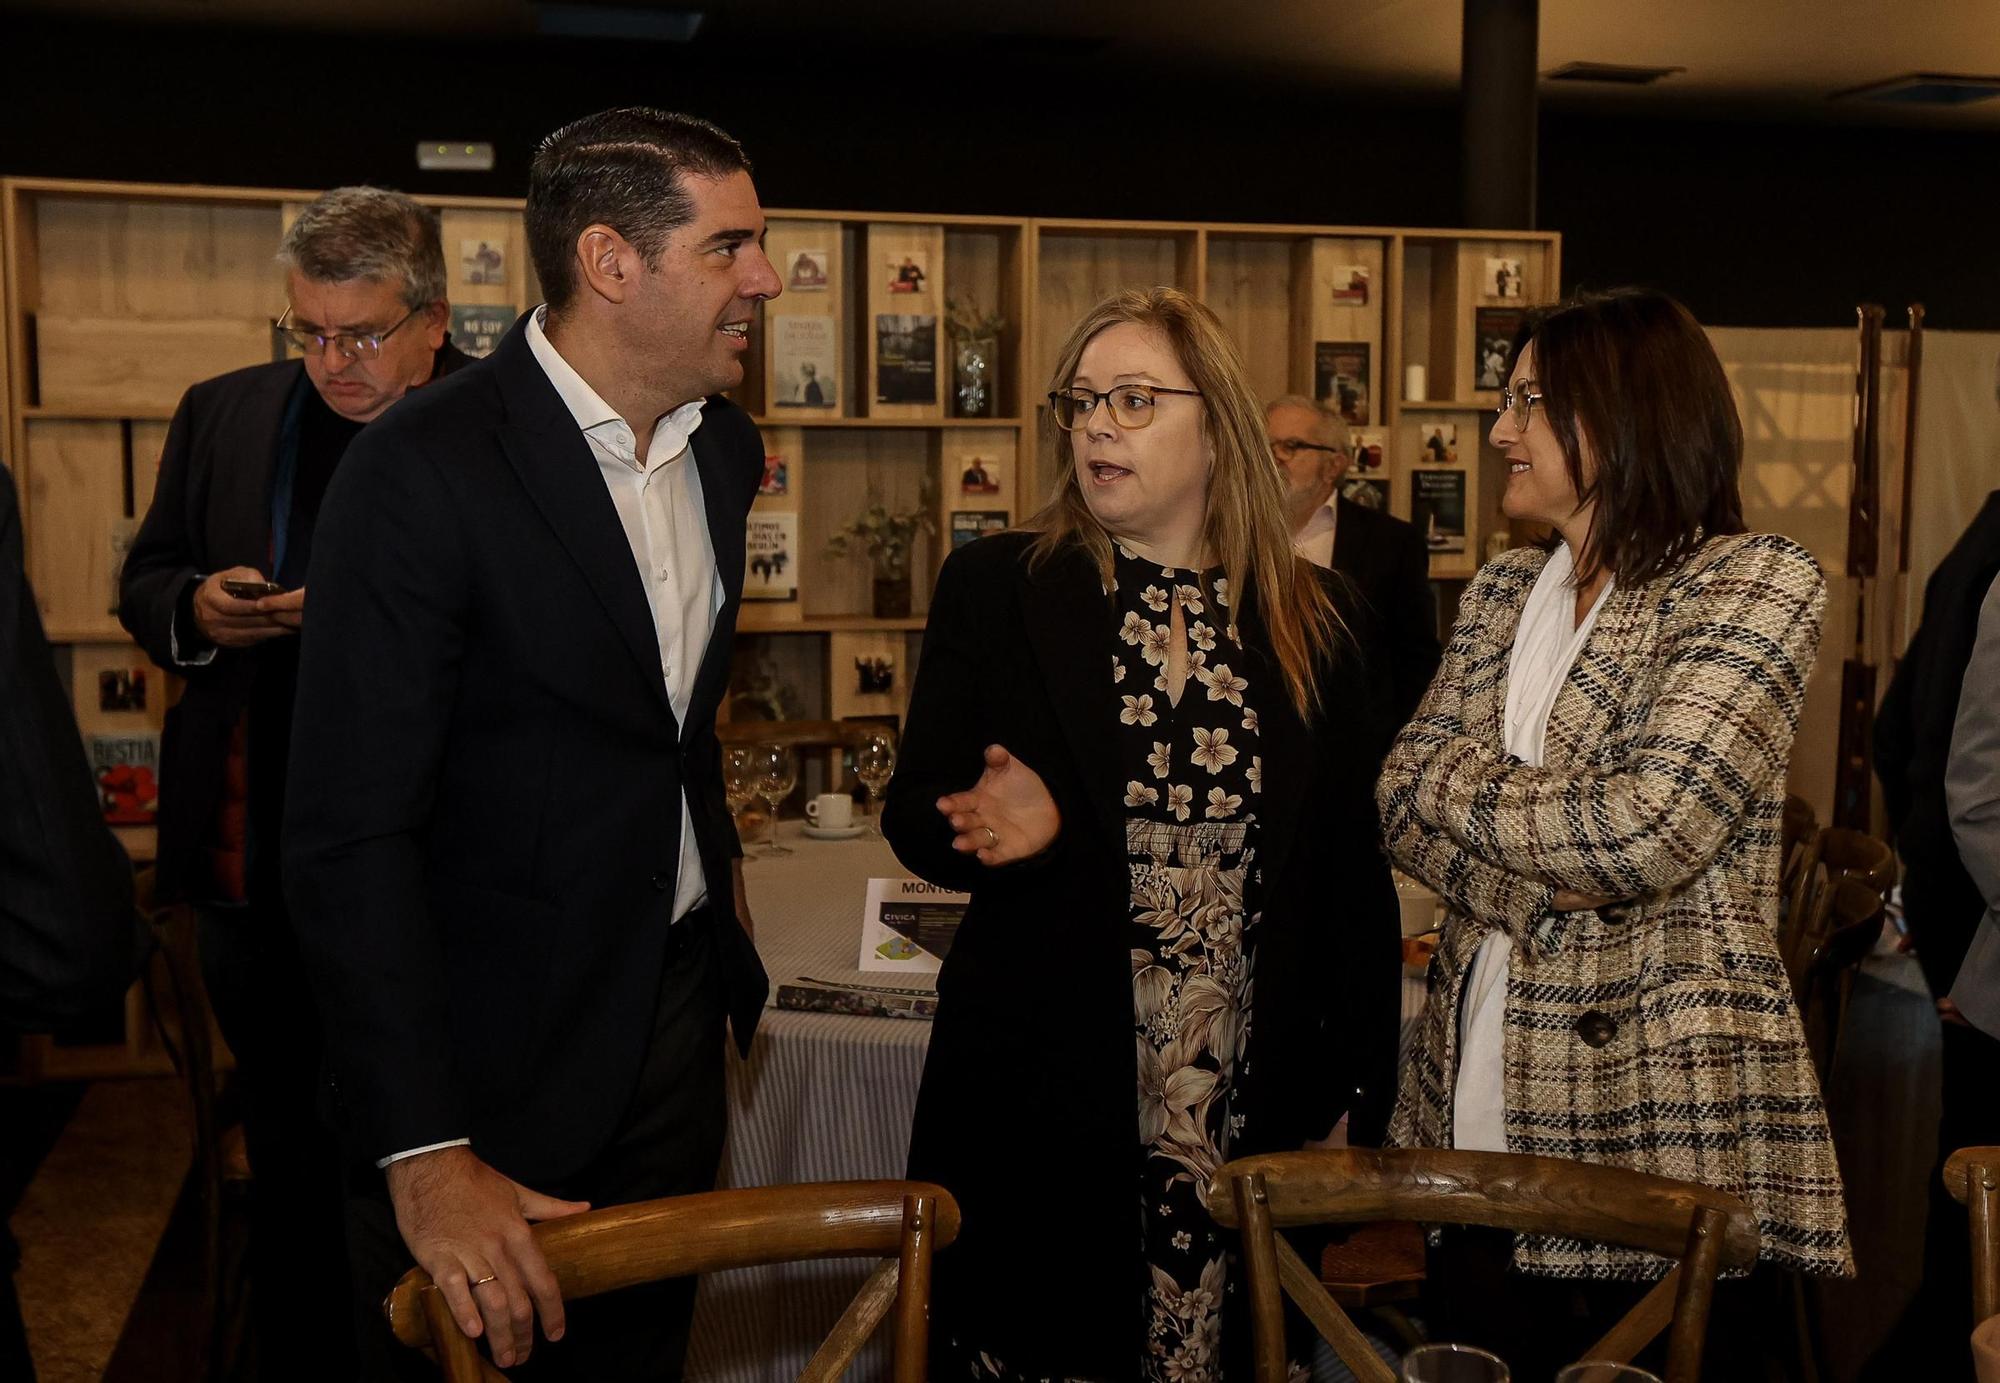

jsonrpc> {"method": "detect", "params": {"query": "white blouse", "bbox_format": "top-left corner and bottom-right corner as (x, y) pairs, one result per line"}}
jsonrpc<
(1453, 543), (1614, 1151)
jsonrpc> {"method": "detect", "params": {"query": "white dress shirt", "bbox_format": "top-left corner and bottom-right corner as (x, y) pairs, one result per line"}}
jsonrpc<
(1294, 498), (1339, 571)
(375, 309), (723, 1170)
(1453, 542), (1613, 1151)
(526, 306), (720, 924)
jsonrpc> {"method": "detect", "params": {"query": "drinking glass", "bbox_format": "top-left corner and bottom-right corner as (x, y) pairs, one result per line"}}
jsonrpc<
(723, 745), (761, 838)
(1401, 1343), (1510, 1383)
(1556, 1365), (1662, 1383)
(852, 729), (897, 836)
(755, 743), (798, 857)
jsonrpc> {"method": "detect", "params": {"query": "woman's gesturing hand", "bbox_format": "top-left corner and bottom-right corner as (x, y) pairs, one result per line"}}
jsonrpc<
(936, 744), (1061, 866)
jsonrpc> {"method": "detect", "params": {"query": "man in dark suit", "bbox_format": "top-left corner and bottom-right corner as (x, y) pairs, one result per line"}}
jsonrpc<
(1876, 490), (2000, 998)
(2, 460), (144, 1381)
(1267, 394), (1441, 729)
(1866, 491), (2000, 1381)
(284, 108), (778, 1379)
(119, 186), (468, 1379)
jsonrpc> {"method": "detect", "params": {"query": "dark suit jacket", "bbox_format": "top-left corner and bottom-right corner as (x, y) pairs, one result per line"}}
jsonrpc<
(883, 532), (1401, 1378)
(118, 345), (472, 904)
(281, 320), (767, 1182)
(1330, 495), (1440, 732)
(1876, 489), (2000, 997)
(0, 463), (140, 1031)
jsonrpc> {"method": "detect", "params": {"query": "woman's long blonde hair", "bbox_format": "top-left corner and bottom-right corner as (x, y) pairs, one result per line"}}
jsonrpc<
(1025, 287), (1340, 718)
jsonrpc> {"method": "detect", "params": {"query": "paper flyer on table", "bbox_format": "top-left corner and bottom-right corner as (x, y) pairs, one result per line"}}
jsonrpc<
(858, 876), (967, 973)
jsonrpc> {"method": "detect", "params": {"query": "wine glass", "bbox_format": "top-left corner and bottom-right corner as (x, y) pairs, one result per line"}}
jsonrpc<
(853, 729), (897, 836)
(754, 742), (798, 857)
(723, 745), (761, 842)
(1401, 1343), (1510, 1382)
(1556, 1366), (1661, 1383)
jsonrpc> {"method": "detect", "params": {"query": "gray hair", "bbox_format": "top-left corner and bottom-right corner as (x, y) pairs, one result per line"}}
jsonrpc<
(277, 186), (446, 308)
(1264, 393), (1352, 454)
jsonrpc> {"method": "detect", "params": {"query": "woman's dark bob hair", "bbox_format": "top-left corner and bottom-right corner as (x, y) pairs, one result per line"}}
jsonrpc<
(1511, 288), (1746, 585)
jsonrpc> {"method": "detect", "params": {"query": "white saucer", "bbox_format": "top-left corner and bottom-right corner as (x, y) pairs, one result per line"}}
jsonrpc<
(802, 823), (868, 840)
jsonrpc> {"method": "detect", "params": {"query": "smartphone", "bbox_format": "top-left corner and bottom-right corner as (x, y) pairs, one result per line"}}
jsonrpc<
(221, 578), (288, 600)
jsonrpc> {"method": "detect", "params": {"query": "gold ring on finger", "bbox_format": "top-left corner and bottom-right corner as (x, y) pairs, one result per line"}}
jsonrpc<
(470, 1274), (499, 1288)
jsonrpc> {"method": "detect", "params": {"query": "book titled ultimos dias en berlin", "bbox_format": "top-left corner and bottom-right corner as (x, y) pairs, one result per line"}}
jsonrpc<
(774, 978), (939, 1020)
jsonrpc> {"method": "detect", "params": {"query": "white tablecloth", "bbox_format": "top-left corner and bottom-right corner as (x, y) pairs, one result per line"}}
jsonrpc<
(685, 819), (1427, 1382)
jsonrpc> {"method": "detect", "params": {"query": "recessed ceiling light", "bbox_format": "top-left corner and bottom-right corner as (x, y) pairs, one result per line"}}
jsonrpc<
(1545, 61), (1686, 86)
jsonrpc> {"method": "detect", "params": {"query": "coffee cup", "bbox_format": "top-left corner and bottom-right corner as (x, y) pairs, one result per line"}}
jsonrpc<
(806, 793), (854, 830)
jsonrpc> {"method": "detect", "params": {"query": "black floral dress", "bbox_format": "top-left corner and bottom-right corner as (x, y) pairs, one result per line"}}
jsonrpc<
(964, 545), (1266, 1383)
(1116, 545), (1264, 1382)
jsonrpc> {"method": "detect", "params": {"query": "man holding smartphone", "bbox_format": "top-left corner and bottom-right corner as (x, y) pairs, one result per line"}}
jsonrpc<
(118, 186), (470, 1380)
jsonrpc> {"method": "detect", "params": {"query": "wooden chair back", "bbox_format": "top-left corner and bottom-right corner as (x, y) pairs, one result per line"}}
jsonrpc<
(387, 1181), (958, 1383)
(1780, 827), (1894, 994)
(1795, 875), (1888, 1086)
(1781, 795), (1818, 897)
(1945, 1147), (2000, 1325)
(1211, 1148), (1759, 1383)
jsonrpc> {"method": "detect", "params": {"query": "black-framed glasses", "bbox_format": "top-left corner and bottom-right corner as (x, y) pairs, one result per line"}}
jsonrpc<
(1048, 384), (1202, 432)
(1270, 438), (1345, 463)
(275, 303), (426, 361)
(1498, 384), (1544, 430)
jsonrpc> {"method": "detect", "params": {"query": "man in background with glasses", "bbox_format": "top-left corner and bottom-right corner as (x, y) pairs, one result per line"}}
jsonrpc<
(119, 185), (469, 1381)
(1265, 394), (1439, 732)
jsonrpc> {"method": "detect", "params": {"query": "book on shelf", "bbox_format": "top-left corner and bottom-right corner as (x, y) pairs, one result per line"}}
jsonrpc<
(774, 980), (938, 1020)
(744, 512), (798, 600)
(88, 732), (159, 824)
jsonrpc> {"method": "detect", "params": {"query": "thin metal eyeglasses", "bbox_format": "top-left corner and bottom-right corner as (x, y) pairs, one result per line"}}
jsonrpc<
(1270, 438), (1344, 462)
(1498, 384), (1544, 430)
(1048, 384), (1202, 432)
(275, 303), (426, 361)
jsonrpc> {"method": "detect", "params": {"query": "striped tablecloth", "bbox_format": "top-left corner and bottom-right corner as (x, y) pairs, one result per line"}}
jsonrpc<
(686, 821), (928, 1383)
(684, 819), (1429, 1382)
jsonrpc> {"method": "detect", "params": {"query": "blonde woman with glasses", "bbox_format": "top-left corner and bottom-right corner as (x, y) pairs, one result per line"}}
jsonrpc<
(884, 288), (1401, 1380)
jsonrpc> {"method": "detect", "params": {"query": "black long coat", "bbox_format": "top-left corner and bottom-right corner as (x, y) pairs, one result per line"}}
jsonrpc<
(883, 531), (1400, 1379)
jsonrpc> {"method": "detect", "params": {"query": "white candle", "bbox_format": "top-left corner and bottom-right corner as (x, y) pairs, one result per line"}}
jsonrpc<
(1405, 363), (1427, 403)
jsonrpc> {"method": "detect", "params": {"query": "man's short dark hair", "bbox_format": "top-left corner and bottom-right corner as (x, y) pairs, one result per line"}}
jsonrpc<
(526, 107), (753, 313)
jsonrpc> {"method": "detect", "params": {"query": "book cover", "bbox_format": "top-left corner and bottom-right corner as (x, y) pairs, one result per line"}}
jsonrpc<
(88, 732), (159, 824)
(744, 512), (797, 600)
(950, 510), (1009, 550)
(1417, 422), (1458, 466)
(1474, 307), (1525, 391)
(1330, 265), (1370, 305)
(875, 314), (938, 405)
(1313, 340), (1371, 426)
(774, 982), (938, 1020)
(1410, 469), (1467, 554)
(771, 315), (836, 408)
(858, 876), (967, 972)
(450, 304), (515, 360)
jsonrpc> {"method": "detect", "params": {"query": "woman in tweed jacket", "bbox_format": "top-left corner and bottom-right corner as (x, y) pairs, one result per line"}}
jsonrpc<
(1378, 290), (1852, 1369)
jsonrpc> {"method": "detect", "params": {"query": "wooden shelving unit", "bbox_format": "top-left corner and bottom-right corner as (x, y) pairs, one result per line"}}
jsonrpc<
(1, 174), (1557, 1076)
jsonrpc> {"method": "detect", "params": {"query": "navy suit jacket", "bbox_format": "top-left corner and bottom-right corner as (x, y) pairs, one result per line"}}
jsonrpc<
(283, 319), (767, 1180)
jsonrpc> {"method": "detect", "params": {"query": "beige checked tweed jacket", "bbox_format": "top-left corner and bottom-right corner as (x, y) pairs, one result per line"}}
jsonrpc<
(1380, 533), (1854, 1278)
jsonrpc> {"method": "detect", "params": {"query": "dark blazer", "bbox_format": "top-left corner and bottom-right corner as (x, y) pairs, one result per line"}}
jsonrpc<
(118, 345), (473, 903)
(1330, 495), (1440, 731)
(281, 320), (767, 1183)
(0, 463), (141, 1031)
(883, 532), (1401, 1379)
(1876, 490), (2000, 998)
